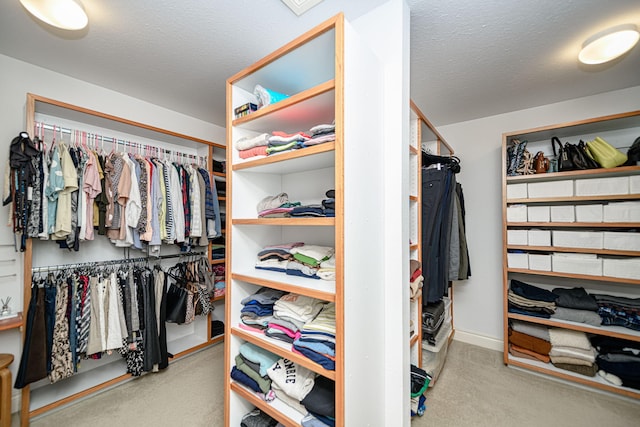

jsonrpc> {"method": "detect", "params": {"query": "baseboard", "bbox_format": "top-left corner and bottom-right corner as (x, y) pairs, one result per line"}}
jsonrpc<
(452, 329), (503, 352)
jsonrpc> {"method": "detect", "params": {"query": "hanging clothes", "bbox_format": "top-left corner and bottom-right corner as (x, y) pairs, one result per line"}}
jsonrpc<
(421, 154), (471, 305)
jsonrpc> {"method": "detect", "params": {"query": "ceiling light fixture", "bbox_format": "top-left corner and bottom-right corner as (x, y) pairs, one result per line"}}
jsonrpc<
(19, 0), (88, 31)
(578, 24), (639, 65)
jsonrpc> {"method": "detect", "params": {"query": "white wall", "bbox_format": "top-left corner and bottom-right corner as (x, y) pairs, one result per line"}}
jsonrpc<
(0, 53), (226, 412)
(438, 85), (640, 350)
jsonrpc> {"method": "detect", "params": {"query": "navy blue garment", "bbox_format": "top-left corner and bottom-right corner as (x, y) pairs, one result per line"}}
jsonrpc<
(508, 305), (551, 319)
(510, 279), (558, 303)
(422, 167), (456, 303)
(230, 366), (262, 393)
(294, 345), (335, 370)
(44, 281), (57, 373)
(300, 375), (335, 417)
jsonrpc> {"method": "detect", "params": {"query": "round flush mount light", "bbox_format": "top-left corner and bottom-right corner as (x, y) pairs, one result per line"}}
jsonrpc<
(20, 0), (88, 31)
(578, 24), (640, 65)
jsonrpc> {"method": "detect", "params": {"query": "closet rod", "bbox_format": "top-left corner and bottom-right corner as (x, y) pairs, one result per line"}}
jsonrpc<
(31, 251), (206, 274)
(34, 122), (206, 163)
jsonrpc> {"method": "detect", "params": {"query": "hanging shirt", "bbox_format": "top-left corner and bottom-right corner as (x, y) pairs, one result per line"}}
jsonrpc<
(169, 163), (185, 243)
(52, 144), (78, 239)
(45, 146), (64, 236)
(83, 150), (102, 241)
(188, 164), (202, 238)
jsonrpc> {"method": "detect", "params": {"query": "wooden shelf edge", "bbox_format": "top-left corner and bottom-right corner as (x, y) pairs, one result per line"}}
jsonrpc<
(233, 217), (335, 226)
(507, 357), (640, 399)
(507, 222), (640, 228)
(213, 172), (227, 177)
(211, 259), (226, 265)
(232, 141), (336, 172)
(507, 245), (640, 257)
(211, 294), (226, 302)
(232, 273), (336, 303)
(169, 340), (216, 360)
(409, 146), (419, 155)
(231, 328), (336, 381)
(230, 382), (300, 427)
(507, 313), (640, 342)
(0, 312), (22, 331)
(210, 334), (225, 344)
(410, 334), (419, 346)
(506, 165), (640, 182)
(232, 79), (335, 127)
(508, 268), (640, 285)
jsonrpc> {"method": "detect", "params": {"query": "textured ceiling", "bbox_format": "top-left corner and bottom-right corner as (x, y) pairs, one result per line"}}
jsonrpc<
(0, 0), (639, 128)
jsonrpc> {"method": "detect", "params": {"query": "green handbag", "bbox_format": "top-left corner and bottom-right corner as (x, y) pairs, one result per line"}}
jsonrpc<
(586, 137), (628, 169)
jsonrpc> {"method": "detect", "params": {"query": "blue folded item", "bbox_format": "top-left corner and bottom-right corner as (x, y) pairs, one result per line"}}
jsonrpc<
(511, 279), (558, 303)
(230, 366), (261, 393)
(254, 84), (290, 108)
(508, 305), (551, 319)
(294, 345), (335, 370)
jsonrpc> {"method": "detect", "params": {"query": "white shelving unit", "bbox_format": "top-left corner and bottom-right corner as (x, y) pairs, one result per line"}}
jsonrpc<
(502, 109), (640, 399)
(225, 6), (409, 425)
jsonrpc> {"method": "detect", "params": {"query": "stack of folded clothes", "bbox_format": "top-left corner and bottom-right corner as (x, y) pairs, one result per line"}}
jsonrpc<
(267, 357), (316, 418)
(306, 123), (336, 147)
(239, 287), (287, 333)
(293, 302), (336, 370)
(255, 242), (304, 273)
(212, 263), (225, 298)
(317, 255), (335, 281)
(508, 279), (557, 318)
(266, 131), (309, 155)
(550, 287), (601, 326)
(409, 259), (424, 301)
(236, 133), (270, 159)
(593, 294), (640, 331)
(322, 189), (335, 217)
(271, 294), (324, 343)
(256, 192), (300, 218)
(231, 342), (279, 399)
(286, 245), (335, 280)
(422, 299), (445, 345)
(508, 320), (550, 362)
(210, 235), (225, 260)
(549, 328), (597, 377)
(508, 320), (551, 363)
(256, 191), (336, 218)
(591, 335), (640, 390)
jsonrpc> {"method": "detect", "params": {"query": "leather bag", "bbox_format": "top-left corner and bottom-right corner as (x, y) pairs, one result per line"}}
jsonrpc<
(586, 137), (628, 169)
(165, 282), (187, 324)
(551, 136), (576, 171)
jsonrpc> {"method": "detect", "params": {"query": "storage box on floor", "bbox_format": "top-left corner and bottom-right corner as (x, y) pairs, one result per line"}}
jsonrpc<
(421, 297), (452, 384)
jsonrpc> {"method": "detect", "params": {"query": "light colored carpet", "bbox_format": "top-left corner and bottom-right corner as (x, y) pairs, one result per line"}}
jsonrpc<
(13, 340), (640, 426)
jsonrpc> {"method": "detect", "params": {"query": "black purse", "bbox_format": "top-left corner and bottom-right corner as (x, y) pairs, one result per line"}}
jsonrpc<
(577, 140), (600, 169)
(552, 136), (576, 171)
(165, 282), (187, 324)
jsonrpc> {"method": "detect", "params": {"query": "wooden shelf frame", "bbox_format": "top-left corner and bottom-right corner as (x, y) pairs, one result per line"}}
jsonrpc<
(20, 93), (225, 425)
(502, 109), (640, 400)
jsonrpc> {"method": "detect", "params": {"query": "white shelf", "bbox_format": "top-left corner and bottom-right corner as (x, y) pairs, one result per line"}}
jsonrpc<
(507, 312), (640, 342)
(230, 381), (307, 425)
(232, 269), (336, 301)
(232, 142), (335, 174)
(231, 327), (335, 380)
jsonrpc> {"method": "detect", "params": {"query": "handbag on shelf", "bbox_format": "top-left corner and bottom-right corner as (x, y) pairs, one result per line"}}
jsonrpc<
(586, 137), (628, 169)
(551, 136), (575, 171)
(577, 140), (600, 169)
(552, 136), (598, 171)
(623, 136), (640, 166)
